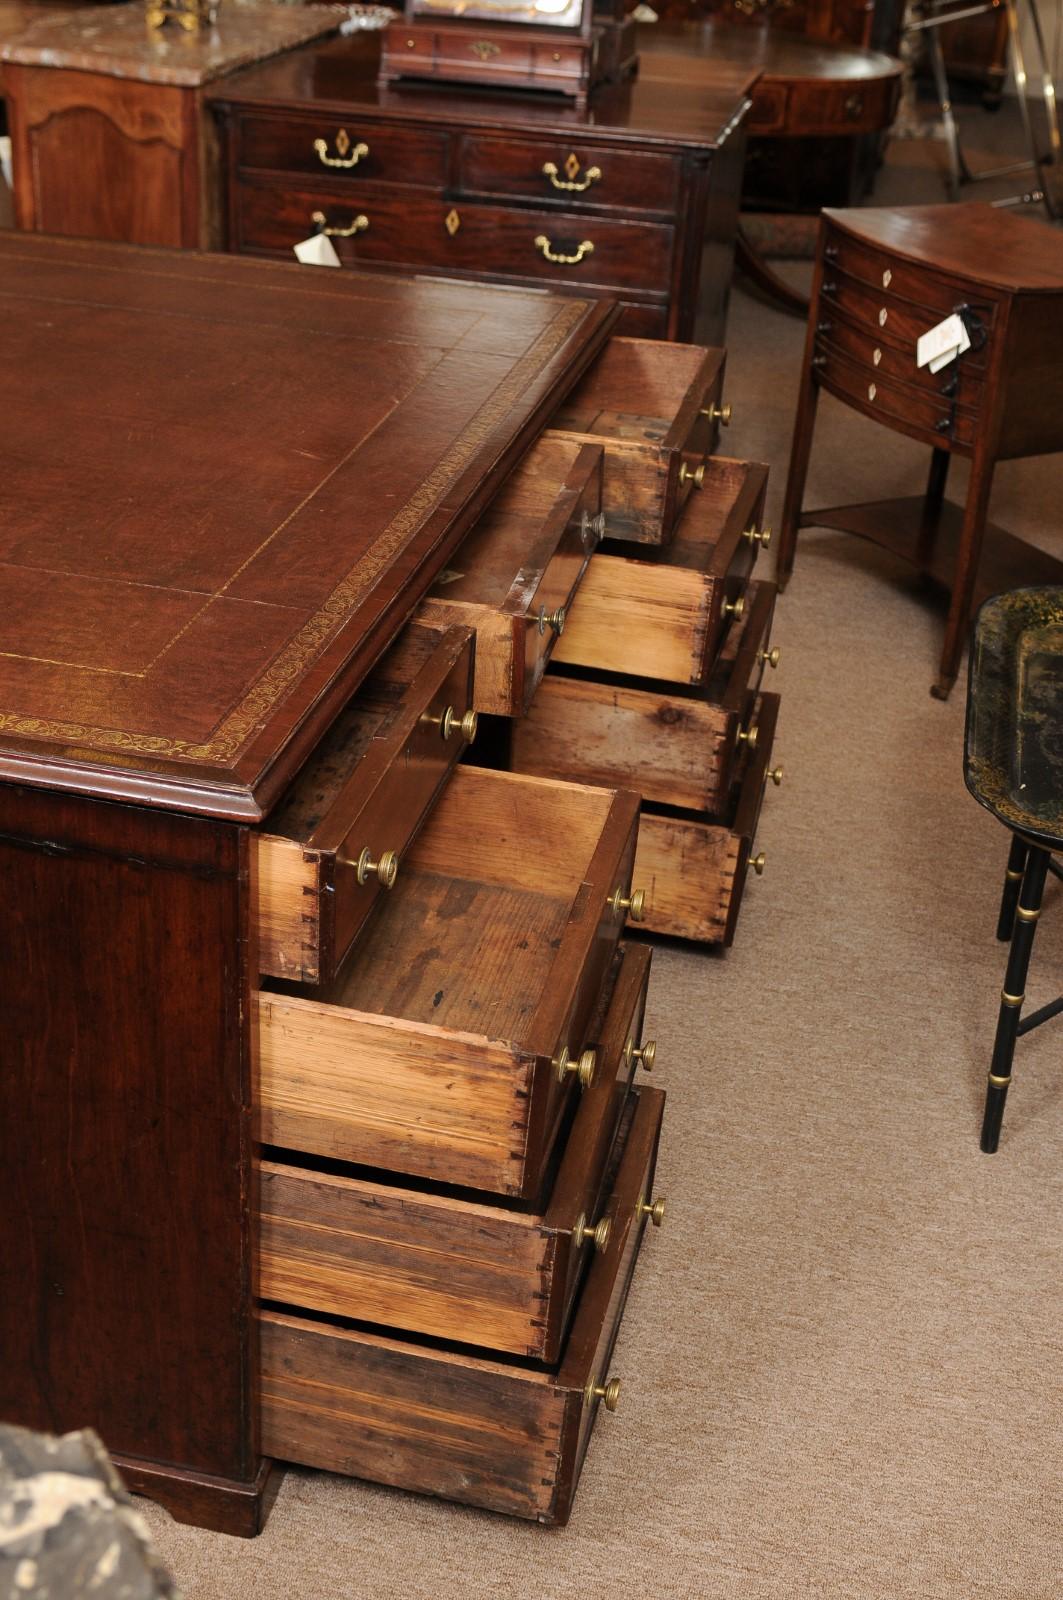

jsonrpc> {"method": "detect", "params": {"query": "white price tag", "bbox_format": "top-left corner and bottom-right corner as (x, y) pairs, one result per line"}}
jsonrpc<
(293, 233), (341, 268)
(916, 313), (970, 373)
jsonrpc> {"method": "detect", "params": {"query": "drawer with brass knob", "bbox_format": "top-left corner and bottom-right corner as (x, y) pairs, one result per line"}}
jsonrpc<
(256, 621), (475, 986)
(512, 580), (778, 816)
(260, 1082), (665, 1525)
(258, 943), (653, 1361)
(630, 692), (781, 944)
(546, 337), (729, 544)
(417, 439), (604, 716)
(553, 456), (770, 686)
(258, 765), (640, 1199)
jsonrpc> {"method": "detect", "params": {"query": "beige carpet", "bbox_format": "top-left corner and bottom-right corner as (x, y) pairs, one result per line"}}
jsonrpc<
(144, 134), (1063, 1600)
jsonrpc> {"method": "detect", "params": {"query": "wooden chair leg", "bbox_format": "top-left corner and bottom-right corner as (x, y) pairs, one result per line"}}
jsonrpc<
(982, 844), (1050, 1152)
(996, 833), (1029, 941)
(932, 446), (996, 700)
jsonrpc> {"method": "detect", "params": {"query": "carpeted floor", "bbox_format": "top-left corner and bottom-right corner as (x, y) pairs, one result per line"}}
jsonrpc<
(142, 119), (1063, 1599)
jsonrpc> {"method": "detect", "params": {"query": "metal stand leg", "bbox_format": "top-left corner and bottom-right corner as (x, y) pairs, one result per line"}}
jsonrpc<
(981, 844), (1050, 1152)
(925, 19), (970, 198)
(996, 833), (1030, 941)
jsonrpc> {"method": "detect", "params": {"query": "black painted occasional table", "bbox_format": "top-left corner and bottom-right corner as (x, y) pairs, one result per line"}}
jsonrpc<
(965, 586), (1063, 1151)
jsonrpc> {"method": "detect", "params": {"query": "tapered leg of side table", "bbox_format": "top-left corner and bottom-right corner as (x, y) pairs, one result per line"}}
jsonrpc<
(932, 448), (997, 699)
(778, 367), (821, 591)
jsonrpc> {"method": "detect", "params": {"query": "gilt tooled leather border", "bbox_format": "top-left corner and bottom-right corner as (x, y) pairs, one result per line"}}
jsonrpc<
(0, 298), (586, 766)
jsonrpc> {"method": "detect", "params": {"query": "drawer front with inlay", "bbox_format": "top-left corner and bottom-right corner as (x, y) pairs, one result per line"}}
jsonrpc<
(258, 942), (654, 1361)
(514, 580), (777, 814)
(260, 1084), (666, 1525)
(816, 346), (979, 450)
(634, 690), (780, 944)
(456, 133), (681, 216)
(815, 308), (985, 416)
(235, 113), (449, 187)
(233, 179), (674, 294)
(547, 337), (728, 544)
(258, 765), (642, 1198)
(822, 224), (998, 329)
(257, 622), (475, 986)
(554, 456), (769, 685)
(818, 269), (991, 373)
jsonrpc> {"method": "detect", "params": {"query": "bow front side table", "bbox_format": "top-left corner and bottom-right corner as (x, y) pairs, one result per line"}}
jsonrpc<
(778, 203), (1063, 698)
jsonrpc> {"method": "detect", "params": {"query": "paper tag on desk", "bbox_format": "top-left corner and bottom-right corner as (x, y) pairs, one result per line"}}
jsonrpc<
(293, 233), (341, 268)
(917, 313), (970, 372)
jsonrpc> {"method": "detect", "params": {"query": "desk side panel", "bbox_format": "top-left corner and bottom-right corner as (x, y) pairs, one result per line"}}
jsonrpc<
(0, 783), (258, 1495)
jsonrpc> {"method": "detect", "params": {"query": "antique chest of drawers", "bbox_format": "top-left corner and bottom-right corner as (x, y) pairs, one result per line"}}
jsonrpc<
(207, 30), (756, 343)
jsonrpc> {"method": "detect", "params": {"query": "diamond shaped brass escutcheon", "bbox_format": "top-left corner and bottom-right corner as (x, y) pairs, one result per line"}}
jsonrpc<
(336, 128), (350, 157)
(564, 152), (581, 181)
(445, 209), (461, 237)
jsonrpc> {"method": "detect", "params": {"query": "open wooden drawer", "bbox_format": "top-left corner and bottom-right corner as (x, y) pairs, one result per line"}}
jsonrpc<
(634, 691), (781, 945)
(512, 580), (778, 815)
(418, 438), (603, 717)
(257, 765), (642, 1199)
(258, 942), (655, 1362)
(552, 456), (770, 686)
(260, 1083), (666, 1525)
(546, 337), (727, 545)
(256, 621), (475, 986)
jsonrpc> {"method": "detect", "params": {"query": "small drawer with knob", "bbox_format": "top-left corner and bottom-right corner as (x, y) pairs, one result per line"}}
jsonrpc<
(258, 764), (642, 1199)
(814, 307), (985, 416)
(258, 941), (654, 1362)
(547, 336), (729, 544)
(417, 439), (604, 716)
(511, 580), (778, 816)
(629, 691), (780, 945)
(820, 223), (997, 334)
(814, 344), (979, 451)
(553, 455), (770, 686)
(260, 1081), (665, 1525)
(256, 621), (476, 986)
(817, 267), (992, 376)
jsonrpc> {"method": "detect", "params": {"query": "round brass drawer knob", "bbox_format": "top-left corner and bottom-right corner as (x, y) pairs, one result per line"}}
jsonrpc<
(766, 765), (784, 787)
(742, 524), (772, 548)
(609, 886), (645, 923)
(737, 723), (758, 750)
(722, 595), (745, 620)
(625, 1037), (656, 1073)
(350, 846), (399, 889)
(750, 851), (766, 876)
(572, 1212), (612, 1251)
(538, 604), (566, 637)
(554, 1045), (596, 1088)
(586, 1376), (621, 1412)
(639, 1195), (666, 1227)
(679, 460), (706, 489)
(439, 705), (478, 743)
(758, 646), (781, 670)
(701, 401), (732, 425)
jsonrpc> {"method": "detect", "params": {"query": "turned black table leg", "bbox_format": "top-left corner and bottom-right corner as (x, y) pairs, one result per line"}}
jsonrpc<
(996, 833), (1030, 941)
(982, 844), (1050, 1152)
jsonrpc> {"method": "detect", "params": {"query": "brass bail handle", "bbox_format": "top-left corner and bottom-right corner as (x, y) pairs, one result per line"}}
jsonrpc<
(534, 235), (595, 266)
(312, 210), (369, 239)
(542, 159), (602, 193)
(609, 886), (645, 923)
(313, 131), (369, 169)
(572, 1211), (612, 1251)
(624, 1036), (656, 1073)
(339, 846), (399, 889)
(585, 1376), (621, 1412)
(554, 1045), (596, 1088)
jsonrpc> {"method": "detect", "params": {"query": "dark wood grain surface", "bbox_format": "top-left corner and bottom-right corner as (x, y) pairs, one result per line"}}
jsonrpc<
(824, 202), (1063, 293)
(0, 234), (614, 818)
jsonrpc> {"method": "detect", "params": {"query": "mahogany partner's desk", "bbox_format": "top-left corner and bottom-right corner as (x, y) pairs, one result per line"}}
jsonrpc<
(207, 29), (758, 344)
